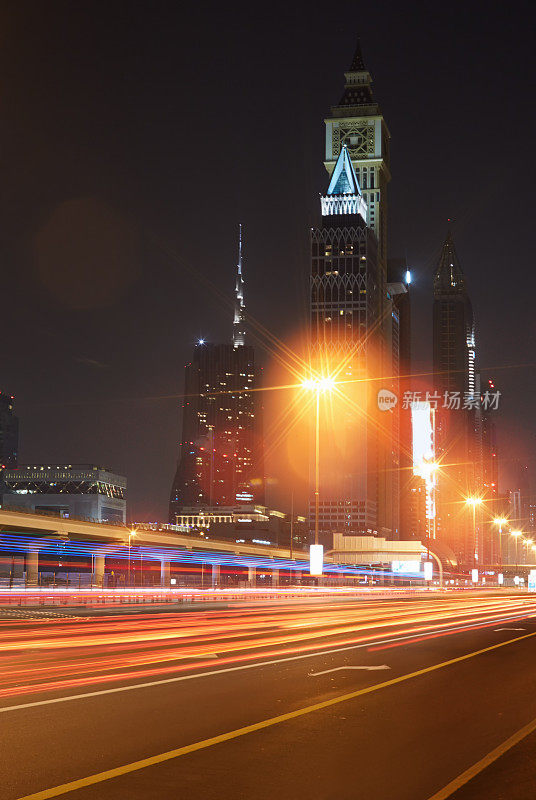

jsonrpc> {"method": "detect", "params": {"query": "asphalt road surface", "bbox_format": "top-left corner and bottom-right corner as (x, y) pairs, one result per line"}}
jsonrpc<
(2, 591), (536, 800)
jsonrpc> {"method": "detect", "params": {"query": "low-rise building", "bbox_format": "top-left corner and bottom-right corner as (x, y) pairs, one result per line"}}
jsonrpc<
(169, 505), (307, 550)
(1, 464), (126, 523)
(330, 533), (423, 566)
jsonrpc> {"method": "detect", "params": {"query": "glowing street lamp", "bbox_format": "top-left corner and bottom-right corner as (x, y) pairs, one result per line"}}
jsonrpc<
(465, 497), (483, 571)
(301, 375), (336, 552)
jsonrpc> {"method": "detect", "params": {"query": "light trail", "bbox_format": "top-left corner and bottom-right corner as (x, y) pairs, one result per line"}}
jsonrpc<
(1, 595), (536, 702)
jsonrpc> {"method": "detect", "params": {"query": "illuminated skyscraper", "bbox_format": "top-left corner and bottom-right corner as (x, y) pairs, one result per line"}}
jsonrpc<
(433, 231), (479, 564)
(169, 230), (264, 521)
(309, 40), (400, 544)
(0, 392), (18, 470)
(309, 143), (380, 542)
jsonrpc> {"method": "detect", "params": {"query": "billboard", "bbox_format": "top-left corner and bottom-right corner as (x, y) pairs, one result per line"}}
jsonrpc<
(309, 545), (323, 576)
(411, 401), (436, 523)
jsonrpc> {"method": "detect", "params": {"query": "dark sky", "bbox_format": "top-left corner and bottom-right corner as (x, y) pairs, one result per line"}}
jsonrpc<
(1, 0), (535, 520)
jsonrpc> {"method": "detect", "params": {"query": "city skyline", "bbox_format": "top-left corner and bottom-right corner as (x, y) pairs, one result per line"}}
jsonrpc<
(3, 9), (536, 797)
(0, 2), (533, 520)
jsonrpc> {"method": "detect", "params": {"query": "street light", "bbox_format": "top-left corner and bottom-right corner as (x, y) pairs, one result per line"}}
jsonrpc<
(128, 529), (137, 587)
(301, 375), (336, 549)
(465, 497), (483, 572)
(493, 517), (508, 566)
(511, 530), (522, 574)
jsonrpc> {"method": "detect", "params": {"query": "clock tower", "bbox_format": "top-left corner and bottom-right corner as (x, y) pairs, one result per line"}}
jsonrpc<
(323, 40), (397, 539)
(324, 40), (390, 276)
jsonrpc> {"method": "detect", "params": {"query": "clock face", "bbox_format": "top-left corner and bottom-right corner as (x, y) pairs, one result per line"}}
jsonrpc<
(334, 123), (375, 158)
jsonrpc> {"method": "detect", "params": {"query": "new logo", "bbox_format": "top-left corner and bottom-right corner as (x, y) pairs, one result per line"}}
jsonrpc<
(377, 389), (398, 411)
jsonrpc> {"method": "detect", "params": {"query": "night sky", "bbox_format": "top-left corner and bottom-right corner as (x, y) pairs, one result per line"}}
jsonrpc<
(1, 0), (535, 521)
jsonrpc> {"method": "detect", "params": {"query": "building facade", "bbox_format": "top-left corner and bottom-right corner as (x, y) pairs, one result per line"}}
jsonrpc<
(0, 392), (18, 469)
(1, 464), (127, 522)
(170, 505), (307, 550)
(169, 229), (264, 521)
(433, 232), (480, 566)
(388, 259), (412, 539)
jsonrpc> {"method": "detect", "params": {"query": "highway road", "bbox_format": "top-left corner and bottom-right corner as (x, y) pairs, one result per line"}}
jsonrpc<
(2, 591), (536, 799)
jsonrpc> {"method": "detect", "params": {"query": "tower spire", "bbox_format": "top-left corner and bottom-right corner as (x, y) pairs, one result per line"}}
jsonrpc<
(434, 230), (466, 295)
(232, 223), (246, 347)
(333, 36), (378, 114)
(348, 38), (366, 71)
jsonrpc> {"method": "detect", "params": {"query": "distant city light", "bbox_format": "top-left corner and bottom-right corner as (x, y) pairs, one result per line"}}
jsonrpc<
(198, 339), (205, 345)
(405, 269), (412, 284)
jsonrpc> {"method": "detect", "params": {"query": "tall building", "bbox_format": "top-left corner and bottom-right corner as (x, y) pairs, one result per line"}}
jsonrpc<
(481, 376), (500, 562)
(309, 140), (380, 543)
(1, 464), (126, 522)
(309, 40), (401, 544)
(388, 259), (412, 539)
(324, 41), (397, 537)
(0, 392), (18, 469)
(169, 229), (264, 521)
(433, 231), (479, 565)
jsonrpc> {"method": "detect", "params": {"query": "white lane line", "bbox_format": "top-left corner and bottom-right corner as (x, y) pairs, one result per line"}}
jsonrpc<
(494, 627), (525, 631)
(1, 610), (535, 715)
(309, 665), (390, 676)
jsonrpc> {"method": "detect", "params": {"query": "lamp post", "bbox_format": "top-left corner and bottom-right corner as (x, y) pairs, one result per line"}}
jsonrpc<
(465, 497), (483, 574)
(128, 530), (136, 587)
(524, 538), (534, 567)
(493, 517), (507, 567)
(301, 375), (335, 548)
(511, 531), (522, 575)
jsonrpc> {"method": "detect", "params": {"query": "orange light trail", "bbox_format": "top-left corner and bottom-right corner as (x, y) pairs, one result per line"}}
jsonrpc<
(1, 595), (536, 703)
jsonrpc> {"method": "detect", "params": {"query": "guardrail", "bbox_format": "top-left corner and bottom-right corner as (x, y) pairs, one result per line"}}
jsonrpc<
(0, 586), (445, 607)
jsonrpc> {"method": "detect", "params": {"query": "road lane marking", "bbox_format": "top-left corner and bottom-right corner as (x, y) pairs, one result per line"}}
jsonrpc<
(13, 630), (536, 800)
(309, 665), (390, 676)
(494, 627), (525, 631)
(425, 714), (536, 799)
(1, 611), (533, 715)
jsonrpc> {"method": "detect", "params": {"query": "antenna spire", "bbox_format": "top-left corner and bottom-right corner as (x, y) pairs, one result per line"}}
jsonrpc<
(232, 223), (246, 347)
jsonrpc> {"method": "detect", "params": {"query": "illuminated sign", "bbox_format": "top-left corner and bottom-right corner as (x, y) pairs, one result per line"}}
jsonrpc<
(411, 401), (436, 522)
(423, 561), (433, 581)
(498, 573), (504, 585)
(471, 569), (479, 583)
(391, 560), (421, 574)
(309, 544), (323, 576)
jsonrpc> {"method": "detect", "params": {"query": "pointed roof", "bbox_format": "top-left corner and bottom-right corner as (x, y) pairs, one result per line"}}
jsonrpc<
(327, 145), (362, 195)
(348, 39), (366, 71)
(334, 37), (378, 112)
(433, 231), (466, 295)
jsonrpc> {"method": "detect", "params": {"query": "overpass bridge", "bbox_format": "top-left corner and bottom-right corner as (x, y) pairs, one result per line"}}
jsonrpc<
(0, 507), (429, 588)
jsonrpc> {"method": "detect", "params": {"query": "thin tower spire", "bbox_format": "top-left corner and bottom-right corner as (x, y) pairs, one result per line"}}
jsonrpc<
(232, 223), (246, 347)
